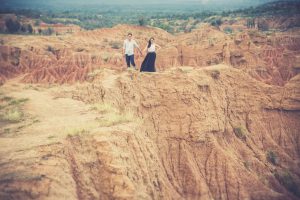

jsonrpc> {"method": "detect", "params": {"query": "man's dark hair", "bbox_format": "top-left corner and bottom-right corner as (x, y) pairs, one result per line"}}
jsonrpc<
(128, 33), (132, 36)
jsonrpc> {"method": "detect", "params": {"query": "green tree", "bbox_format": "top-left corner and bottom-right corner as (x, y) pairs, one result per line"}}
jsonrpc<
(20, 24), (27, 33)
(34, 20), (41, 26)
(211, 19), (222, 27)
(27, 24), (33, 34)
(44, 27), (54, 35)
(138, 17), (147, 26)
(5, 18), (21, 33)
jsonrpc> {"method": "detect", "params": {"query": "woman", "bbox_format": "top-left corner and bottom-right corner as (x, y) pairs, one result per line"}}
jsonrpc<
(140, 37), (161, 72)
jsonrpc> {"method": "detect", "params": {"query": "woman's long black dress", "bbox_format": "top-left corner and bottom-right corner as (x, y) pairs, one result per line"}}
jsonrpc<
(140, 52), (156, 72)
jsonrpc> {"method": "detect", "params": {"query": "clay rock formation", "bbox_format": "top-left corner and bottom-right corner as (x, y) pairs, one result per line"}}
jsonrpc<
(69, 66), (300, 200)
(0, 25), (174, 84)
(1, 66), (300, 199)
(1, 66), (298, 200)
(156, 25), (300, 86)
(1, 22), (300, 85)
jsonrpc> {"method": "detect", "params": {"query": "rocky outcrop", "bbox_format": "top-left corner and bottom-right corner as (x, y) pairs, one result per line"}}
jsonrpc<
(1, 66), (300, 199)
(1, 24), (300, 85)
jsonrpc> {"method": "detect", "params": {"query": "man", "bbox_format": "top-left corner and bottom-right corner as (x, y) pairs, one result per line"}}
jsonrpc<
(123, 33), (143, 70)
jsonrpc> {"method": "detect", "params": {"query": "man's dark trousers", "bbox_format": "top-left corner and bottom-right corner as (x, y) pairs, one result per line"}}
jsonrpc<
(125, 54), (136, 68)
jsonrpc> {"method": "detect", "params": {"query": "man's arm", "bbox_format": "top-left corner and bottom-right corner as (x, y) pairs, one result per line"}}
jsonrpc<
(122, 40), (126, 55)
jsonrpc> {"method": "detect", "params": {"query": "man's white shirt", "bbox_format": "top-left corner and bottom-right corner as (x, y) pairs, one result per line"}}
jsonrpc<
(123, 39), (138, 56)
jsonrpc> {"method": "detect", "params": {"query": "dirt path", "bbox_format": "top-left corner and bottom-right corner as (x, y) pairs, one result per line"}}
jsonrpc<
(0, 78), (100, 154)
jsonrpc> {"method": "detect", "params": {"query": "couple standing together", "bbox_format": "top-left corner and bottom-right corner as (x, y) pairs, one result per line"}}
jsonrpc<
(122, 33), (161, 72)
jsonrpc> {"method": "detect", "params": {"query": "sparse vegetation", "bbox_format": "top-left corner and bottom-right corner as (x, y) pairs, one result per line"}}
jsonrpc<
(47, 135), (56, 139)
(274, 170), (300, 197)
(210, 18), (222, 27)
(138, 17), (147, 26)
(91, 103), (138, 127)
(0, 172), (46, 183)
(1, 108), (24, 122)
(47, 45), (56, 54)
(90, 103), (118, 114)
(87, 69), (102, 79)
(233, 126), (247, 141)
(100, 52), (111, 62)
(8, 98), (29, 106)
(1, 1), (299, 34)
(243, 161), (251, 170)
(97, 111), (135, 127)
(65, 127), (90, 137)
(109, 41), (122, 49)
(266, 150), (279, 165)
(211, 70), (220, 79)
(223, 26), (233, 34)
(0, 95), (28, 123)
(76, 48), (85, 52)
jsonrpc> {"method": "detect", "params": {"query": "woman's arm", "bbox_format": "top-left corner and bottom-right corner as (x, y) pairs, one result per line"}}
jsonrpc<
(143, 45), (148, 53)
(156, 44), (162, 51)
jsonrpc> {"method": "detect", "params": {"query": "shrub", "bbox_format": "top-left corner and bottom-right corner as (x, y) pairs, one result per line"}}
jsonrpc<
(20, 25), (27, 33)
(1, 108), (23, 122)
(76, 48), (85, 52)
(257, 20), (269, 31)
(90, 103), (117, 113)
(266, 150), (279, 165)
(223, 26), (233, 34)
(34, 20), (41, 26)
(92, 103), (137, 127)
(138, 17), (147, 26)
(274, 170), (300, 197)
(211, 19), (222, 27)
(97, 112), (135, 127)
(233, 126), (247, 141)
(27, 24), (33, 34)
(66, 127), (89, 137)
(211, 70), (220, 79)
(110, 41), (122, 49)
(8, 98), (29, 106)
(47, 46), (56, 54)
(5, 18), (21, 33)
(43, 27), (54, 35)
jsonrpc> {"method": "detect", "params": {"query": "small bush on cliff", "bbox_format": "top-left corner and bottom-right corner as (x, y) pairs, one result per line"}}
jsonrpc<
(47, 45), (56, 54)
(97, 111), (135, 127)
(92, 103), (138, 127)
(210, 18), (222, 27)
(91, 103), (118, 114)
(274, 170), (300, 197)
(1, 108), (24, 122)
(0, 96), (27, 123)
(233, 126), (247, 141)
(223, 27), (233, 34)
(66, 127), (89, 137)
(211, 70), (220, 79)
(110, 41), (122, 49)
(266, 150), (279, 165)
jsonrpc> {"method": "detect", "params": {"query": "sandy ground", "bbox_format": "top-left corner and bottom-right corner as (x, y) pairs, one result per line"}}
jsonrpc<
(0, 78), (102, 153)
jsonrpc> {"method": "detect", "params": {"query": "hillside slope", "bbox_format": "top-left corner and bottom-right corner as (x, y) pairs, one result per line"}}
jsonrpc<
(0, 66), (299, 199)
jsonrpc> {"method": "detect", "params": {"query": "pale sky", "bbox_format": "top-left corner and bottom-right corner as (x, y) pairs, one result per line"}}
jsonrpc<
(0, 0), (277, 10)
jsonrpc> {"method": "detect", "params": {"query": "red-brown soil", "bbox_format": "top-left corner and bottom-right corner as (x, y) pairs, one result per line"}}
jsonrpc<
(1, 23), (299, 85)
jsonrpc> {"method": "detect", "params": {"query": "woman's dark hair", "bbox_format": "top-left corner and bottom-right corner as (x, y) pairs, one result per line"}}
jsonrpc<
(147, 37), (154, 48)
(128, 33), (132, 36)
